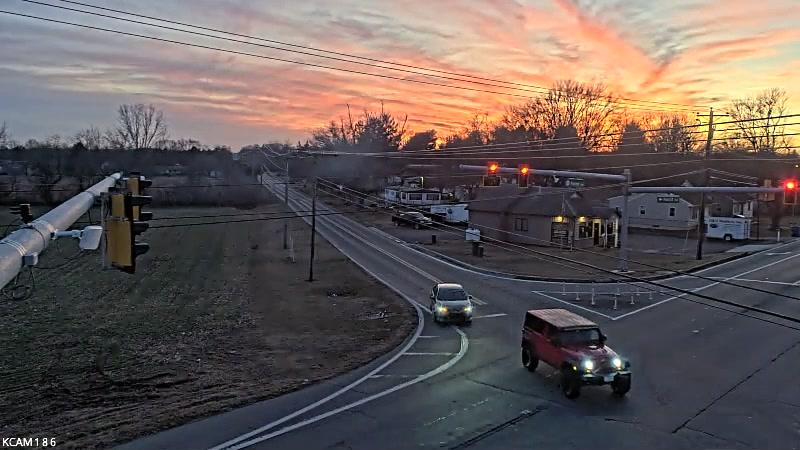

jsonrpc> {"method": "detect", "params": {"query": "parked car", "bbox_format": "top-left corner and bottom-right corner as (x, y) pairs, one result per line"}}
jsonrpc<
(392, 211), (433, 229)
(521, 309), (631, 399)
(429, 283), (474, 325)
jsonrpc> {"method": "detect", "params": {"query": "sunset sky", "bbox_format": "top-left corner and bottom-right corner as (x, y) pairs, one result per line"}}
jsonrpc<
(1, 0), (798, 149)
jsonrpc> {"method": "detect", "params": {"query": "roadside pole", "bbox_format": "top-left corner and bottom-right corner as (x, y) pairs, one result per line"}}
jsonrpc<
(696, 108), (714, 260)
(308, 178), (317, 282)
(618, 169), (631, 272)
(283, 159), (289, 250)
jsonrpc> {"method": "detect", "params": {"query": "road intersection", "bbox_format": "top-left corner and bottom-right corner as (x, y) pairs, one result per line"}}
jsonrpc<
(119, 175), (800, 450)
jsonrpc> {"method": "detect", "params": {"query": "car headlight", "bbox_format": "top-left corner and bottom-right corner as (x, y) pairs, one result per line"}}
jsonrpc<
(436, 305), (448, 314)
(582, 359), (594, 371)
(612, 357), (623, 369)
(464, 306), (473, 313)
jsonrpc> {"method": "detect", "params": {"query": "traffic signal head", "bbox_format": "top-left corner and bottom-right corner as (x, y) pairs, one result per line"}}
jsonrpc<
(518, 164), (530, 188)
(105, 192), (152, 274)
(10, 203), (33, 223)
(785, 180), (797, 191)
(126, 172), (153, 221)
(488, 162), (499, 174)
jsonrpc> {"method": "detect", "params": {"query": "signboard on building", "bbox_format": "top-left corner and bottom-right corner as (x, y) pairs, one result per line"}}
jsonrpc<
(657, 196), (680, 203)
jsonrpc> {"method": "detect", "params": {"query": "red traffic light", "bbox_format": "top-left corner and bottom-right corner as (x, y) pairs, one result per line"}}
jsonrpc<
(488, 162), (499, 174)
(786, 180), (797, 190)
(519, 165), (529, 175)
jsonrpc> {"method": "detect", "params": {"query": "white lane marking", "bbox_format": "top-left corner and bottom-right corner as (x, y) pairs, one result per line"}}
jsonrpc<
(612, 252), (800, 320)
(766, 252), (792, 255)
(472, 313), (508, 319)
(207, 181), (428, 450)
(707, 277), (800, 287)
(368, 374), (419, 379)
(532, 291), (616, 320)
(222, 328), (469, 449)
(403, 352), (455, 356)
(470, 296), (488, 305)
(418, 335), (439, 339)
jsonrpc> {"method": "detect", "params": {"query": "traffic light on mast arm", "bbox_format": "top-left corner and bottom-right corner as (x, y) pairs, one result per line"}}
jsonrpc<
(518, 164), (530, 188)
(106, 189), (152, 274)
(483, 161), (501, 186)
(784, 179), (798, 205)
(126, 171), (154, 221)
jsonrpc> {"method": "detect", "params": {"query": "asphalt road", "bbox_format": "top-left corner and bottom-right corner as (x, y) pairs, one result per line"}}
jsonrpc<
(119, 175), (800, 450)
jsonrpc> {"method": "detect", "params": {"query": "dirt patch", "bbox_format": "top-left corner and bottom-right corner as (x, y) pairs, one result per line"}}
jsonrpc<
(0, 202), (415, 449)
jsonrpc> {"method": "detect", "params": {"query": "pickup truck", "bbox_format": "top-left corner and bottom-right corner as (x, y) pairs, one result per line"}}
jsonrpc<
(391, 211), (434, 229)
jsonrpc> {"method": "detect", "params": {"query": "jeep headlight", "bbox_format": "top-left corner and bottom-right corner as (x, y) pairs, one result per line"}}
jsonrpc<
(436, 305), (448, 314)
(464, 306), (473, 314)
(612, 357), (623, 369)
(582, 359), (594, 371)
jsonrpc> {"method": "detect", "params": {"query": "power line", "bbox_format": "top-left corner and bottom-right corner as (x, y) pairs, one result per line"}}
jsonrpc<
(147, 208), (374, 229)
(0, 9), (696, 113)
(33, 0), (703, 111)
(314, 178), (800, 321)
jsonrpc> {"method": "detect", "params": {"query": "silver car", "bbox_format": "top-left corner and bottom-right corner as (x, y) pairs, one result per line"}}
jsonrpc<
(429, 283), (474, 325)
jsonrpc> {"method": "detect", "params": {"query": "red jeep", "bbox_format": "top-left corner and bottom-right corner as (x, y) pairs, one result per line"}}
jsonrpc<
(521, 309), (631, 399)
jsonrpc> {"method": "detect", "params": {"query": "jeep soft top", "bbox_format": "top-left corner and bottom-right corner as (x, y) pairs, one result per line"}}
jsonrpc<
(526, 309), (597, 331)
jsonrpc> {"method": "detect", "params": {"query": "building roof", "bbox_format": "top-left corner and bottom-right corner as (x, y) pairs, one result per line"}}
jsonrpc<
(469, 184), (614, 218)
(527, 308), (597, 329)
(385, 185), (442, 193)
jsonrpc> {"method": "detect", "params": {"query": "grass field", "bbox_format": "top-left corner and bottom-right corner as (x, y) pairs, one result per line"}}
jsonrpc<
(0, 201), (415, 449)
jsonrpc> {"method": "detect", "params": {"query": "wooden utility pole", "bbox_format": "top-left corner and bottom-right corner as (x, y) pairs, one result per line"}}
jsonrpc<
(308, 178), (317, 282)
(695, 107), (729, 260)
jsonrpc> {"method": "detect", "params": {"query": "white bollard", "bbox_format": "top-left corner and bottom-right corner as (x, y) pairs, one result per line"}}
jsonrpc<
(613, 297), (618, 310)
(630, 293), (635, 305)
(562, 282), (566, 295)
(591, 286), (596, 306)
(575, 290), (581, 301)
(616, 285), (621, 296)
(649, 291), (654, 301)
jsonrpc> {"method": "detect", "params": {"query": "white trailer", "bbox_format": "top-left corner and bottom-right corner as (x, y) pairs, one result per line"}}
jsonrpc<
(706, 216), (751, 241)
(430, 203), (469, 224)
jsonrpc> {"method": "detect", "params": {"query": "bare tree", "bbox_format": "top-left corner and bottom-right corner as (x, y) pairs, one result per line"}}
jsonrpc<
(726, 88), (789, 154)
(0, 121), (8, 147)
(651, 115), (697, 153)
(74, 126), (104, 150)
(106, 103), (168, 149)
(504, 80), (617, 151)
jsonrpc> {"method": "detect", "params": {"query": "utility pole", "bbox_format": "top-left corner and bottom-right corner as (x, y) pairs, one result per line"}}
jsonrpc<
(695, 107), (728, 260)
(308, 178), (317, 282)
(618, 169), (631, 272)
(283, 159), (289, 250)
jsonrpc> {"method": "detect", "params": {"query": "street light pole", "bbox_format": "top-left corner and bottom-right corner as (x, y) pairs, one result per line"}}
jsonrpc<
(283, 159), (289, 250)
(308, 178), (317, 282)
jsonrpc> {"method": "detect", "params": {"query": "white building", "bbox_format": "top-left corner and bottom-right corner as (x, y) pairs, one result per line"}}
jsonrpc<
(609, 193), (699, 231)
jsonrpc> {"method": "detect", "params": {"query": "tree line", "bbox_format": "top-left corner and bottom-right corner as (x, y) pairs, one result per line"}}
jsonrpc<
(306, 80), (793, 156)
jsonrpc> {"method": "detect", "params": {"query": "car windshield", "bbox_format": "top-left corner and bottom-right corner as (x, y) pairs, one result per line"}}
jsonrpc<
(438, 288), (467, 301)
(558, 328), (601, 346)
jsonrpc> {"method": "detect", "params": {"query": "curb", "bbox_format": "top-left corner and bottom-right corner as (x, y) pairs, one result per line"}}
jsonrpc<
(408, 243), (752, 283)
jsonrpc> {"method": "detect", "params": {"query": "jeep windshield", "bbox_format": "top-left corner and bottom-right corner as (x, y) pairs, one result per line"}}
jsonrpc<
(558, 328), (601, 346)
(438, 288), (468, 301)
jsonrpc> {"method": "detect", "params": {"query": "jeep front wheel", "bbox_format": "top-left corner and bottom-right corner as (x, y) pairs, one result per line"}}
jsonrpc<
(612, 374), (631, 397)
(561, 369), (581, 399)
(521, 348), (538, 372)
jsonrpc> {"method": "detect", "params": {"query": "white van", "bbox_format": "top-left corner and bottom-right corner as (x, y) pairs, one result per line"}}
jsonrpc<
(706, 217), (751, 241)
